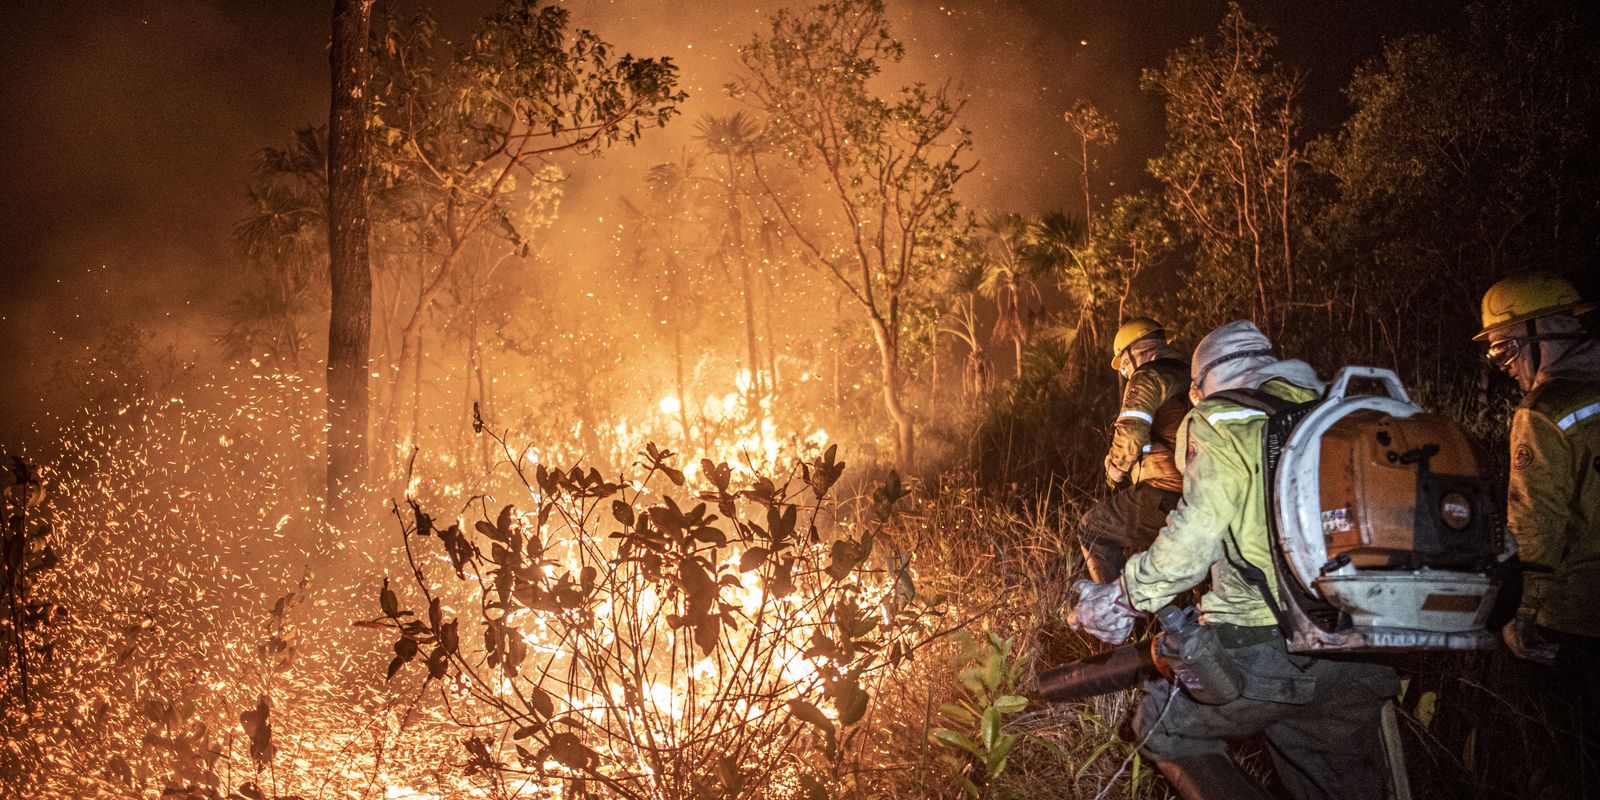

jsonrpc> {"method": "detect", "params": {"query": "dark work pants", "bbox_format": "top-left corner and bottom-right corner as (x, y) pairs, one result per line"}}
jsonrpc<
(1080, 482), (1180, 583)
(1532, 628), (1600, 795)
(1135, 631), (1398, 800)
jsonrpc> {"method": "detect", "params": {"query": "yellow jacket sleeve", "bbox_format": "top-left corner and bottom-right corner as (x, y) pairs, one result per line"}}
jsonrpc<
(1107, 368), (1165, 473)
(1507, 406), (1575, 617)
(1122, 414), (1244, 609)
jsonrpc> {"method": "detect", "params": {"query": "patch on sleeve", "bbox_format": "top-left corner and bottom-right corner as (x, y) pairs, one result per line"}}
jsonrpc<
(1512, 443), (1534, 470)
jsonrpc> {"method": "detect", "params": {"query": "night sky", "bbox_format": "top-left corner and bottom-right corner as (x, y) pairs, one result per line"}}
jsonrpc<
(0, 0), (1464, 448)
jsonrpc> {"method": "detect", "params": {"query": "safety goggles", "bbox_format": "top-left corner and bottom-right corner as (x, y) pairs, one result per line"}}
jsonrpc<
(1484, 332), (1587, 371)
(1484, 337), (1523, 370)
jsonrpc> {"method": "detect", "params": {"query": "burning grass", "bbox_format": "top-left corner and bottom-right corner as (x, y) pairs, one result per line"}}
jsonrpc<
(0, 365), (1128, 799)
(8, 361), (1576, 799)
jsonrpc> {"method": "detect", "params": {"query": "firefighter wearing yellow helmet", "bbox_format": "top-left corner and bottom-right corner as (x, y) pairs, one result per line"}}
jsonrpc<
(1070, 321), (1396, 800)
(1078, 318), (1191, 582)
(1476, 273), (1600, 678)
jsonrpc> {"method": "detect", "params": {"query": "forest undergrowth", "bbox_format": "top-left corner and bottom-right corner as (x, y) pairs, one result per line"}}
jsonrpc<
(1, 356), (1583, 800)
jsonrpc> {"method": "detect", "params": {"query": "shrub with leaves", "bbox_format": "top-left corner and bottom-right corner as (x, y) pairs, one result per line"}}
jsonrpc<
(367, 437), (949, 798)
(929, 632), (1029, 799)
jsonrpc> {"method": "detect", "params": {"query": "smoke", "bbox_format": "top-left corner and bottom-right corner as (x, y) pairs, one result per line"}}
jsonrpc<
(0, 0), (1462, 450)
(0, 0), (327, 448)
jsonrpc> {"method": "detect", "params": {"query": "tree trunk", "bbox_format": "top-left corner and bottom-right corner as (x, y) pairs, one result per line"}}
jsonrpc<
(929, 327), (941, 423)
(1081, 136), (1093, 236)
(409, 327), (423, 458)
(461, 287), (478, 470)
(867, 311), (914, 472)
(760, 224), (781, 402)
(738, 258), (762, 405)
(324, 0), (375, 534)
(381, 237), (472, 475)
(725, 151), (764, 418)
(476, 338), (493, 472)
(673, 326), (692, 445)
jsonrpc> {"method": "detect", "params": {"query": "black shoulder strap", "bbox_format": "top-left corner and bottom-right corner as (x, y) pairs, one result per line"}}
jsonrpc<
(1209, 387), (1295, 415)
(1221, 530), (1294, 639)
(1205, 385), (1322, 640)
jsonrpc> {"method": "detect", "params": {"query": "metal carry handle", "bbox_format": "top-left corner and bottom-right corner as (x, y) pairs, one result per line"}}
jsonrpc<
(1326, 366), (1411, 404)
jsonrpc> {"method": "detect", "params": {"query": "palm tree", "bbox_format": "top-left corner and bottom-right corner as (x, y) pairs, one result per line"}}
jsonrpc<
(937, 256), (993, 404)
(1062, 101), (1118, 233)
(975, 212), (1058, 378)
(230, 127), (330, 371)
(694, 112), (769, 417)
(620, 156), (715, 447)
(1026, 211), (1109, 383)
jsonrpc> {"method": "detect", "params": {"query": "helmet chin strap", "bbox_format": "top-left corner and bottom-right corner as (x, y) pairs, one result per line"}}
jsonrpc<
(1526, 320), (1542, 377)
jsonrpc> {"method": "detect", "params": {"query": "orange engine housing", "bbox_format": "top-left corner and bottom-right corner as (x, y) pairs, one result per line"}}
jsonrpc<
(1316, 409), (1496, 570)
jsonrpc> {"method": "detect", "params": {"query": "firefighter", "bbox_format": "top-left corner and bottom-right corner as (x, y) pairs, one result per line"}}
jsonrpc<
(1069, 320), (1397, 800)
(1475, 273), (1600, 685)
(1078, 318), (1190, 583)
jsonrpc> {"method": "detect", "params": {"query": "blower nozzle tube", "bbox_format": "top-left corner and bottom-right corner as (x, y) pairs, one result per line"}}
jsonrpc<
(1038, 640), (1157, 703)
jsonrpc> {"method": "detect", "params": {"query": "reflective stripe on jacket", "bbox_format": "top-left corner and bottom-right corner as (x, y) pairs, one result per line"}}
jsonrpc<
(1108, 357), (1190, 492)
(1510, 376), (1600, 636)
(1122, 378), (1321, 628)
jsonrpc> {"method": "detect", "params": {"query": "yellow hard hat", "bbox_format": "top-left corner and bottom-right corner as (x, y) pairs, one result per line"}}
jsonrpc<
(1111, 317), (1165, 367)
(1473, 272), (1595, 340)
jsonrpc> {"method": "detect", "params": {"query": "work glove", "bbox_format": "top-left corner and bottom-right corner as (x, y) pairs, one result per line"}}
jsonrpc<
(1067, 579), (1139, 645)
(1502, 614), (1558, 665)
(1103, 455), (1128, 490)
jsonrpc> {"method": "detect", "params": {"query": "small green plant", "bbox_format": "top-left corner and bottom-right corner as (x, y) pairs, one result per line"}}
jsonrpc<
(929, 631), (1030, 798)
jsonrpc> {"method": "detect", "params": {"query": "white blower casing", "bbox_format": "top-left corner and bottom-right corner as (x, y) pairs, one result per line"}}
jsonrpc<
(1271, 367), (1508, 653)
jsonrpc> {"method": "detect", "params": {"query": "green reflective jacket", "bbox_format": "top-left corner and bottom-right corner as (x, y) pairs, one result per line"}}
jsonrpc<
(1122, 378), (1320, 627)
(1109, 357), (1190, 493)
(1509, 376), (1600, 636)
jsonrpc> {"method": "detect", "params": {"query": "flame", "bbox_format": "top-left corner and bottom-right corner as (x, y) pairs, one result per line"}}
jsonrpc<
(8, 355), (891, 797)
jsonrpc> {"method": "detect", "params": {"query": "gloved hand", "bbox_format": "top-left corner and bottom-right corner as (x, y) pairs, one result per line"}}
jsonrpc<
(1502, 615), (1558, 665)
(1067, 579), (1138, 644)
(1103, 455), (1128, 490)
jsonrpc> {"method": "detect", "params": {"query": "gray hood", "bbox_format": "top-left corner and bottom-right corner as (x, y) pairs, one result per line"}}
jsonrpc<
(1534, 314), (1600, 386)
(1191, 320), (1325, 399)
(1127, 337), (1186, 369)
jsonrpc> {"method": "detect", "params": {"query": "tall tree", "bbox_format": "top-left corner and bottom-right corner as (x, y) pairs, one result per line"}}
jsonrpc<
(1144, 2), (1302, 333)
(368, 1), (684, 469)
(973, 212), (1048, 379)
(735, 0), (971, 471)
(1061, 101), (1118, 236)
(1309, 0), (1600, 374)
(696, 113), (769, 413)
(937, 257), (993, 405)
(619, 157), (714, 447)
(325, 0), (375, 530)
(231, 127), (330, 373)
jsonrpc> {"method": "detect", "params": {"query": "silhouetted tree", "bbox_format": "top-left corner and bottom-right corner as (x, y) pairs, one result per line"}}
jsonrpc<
(1307, 0), (1600, 379)
(696, 113), (770, 413)
(326, 0), (375, 531)
(1061, 101), (1119, 236)
(367, 0), (684, 471)
(231, 127), (329, 372)
(735, 0), (972, 471)
(1144, 2), (1303, 333)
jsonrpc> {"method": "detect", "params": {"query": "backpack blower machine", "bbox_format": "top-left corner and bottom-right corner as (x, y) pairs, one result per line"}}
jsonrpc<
(1042, 367), (1513, 704)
